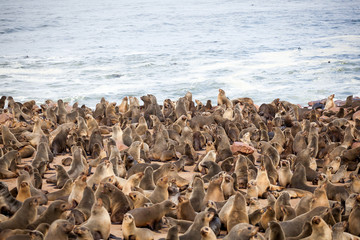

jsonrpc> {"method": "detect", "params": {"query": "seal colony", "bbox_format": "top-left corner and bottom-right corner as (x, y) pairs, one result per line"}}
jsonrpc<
(0, 90), (360, 239)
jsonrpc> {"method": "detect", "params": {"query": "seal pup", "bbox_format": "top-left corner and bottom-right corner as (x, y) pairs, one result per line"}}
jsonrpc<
(301, 216), (332, 240)
(100, 182), (131, 223)
(122, 213), (154, 240)
(349, 194), (360, 236)
(81, 198), (111, 240)
(179, 210), (215, 240)
(217, 89), (232, 108)
(128, 200), (177, 230)
(44, 219), (73, 240)
(0, 197), (38, 230)
(268, 221), (285, 240)
(226, 192), (248, 232)
(27, 200), (72, 230)
(46, 179), (74, 201)
(200, 226), (217, 240)
(73, 226), (94, 240)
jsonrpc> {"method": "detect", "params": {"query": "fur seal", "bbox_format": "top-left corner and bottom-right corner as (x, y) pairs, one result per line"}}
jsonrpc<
(46, 179), (74, 201)
(0, 197), (38, 230)
(81, 198), (111, 240)
(268, 221), (285, 240)
(27, 200), (72, 230)
(177, 196), (196, 221)
(290, 164), (316, 193)
(349, 194), (360, 236)
(73, 226), (94, 240)
(70, 186), (95, 225)
(179, 210), (215, 240)
(0, 150), (20, 179)
(318, 173), (349, 201)
(278, 160), (292, 187)
(139, 166), (155, 190)
(190, 177), (205, 212)
(54, 164), (71, 189)
(226, 192), (248, 232)
(44, 219), (73, 240)
(217, 89), (232, 108)
(129, 191), (151, 209)
(128, 200), (177, 230)
(122, 213), (154, 240)
(200, 226), (216, 240)
(271, 206), (328, 237)
(16, 181), (31, 202)
(100, 182), (131, 223)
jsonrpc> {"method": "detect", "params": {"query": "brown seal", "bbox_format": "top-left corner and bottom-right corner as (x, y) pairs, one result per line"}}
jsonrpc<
(0, 197), (38, 230)
(122, 213), (154, 240)
(44, 219), (73, 240)
(128, 200), (177, 230)
(81, 198), (111, 240)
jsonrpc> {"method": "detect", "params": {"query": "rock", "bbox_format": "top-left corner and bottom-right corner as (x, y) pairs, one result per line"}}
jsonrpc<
(0, 113), (11, 124)
(352, 142), (360, 149)
(231, 142), (255, 154)
(353, 110), (360, 121)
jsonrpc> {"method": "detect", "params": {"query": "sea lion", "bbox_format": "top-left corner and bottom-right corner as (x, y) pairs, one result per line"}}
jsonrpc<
(163, 217), (192, 234)
(311, 184), (330, 209)
(122, 213), (154, 240)
(122, 172), (144, 195)
(203, 174), (224, 203)
(44, 219), (73, 240)
(0, 197), (38, 230)
(81, 198), (111, 240)
(128, 200), (177, 230)
(165, 225), (179, 240)
(50, 125), (70, 155)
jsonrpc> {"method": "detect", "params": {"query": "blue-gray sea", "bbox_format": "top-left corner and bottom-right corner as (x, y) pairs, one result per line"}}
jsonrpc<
(1, 0), (360, 107)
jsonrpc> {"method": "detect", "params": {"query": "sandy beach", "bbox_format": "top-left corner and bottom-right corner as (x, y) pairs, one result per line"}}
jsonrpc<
(0, 92), (360, 239)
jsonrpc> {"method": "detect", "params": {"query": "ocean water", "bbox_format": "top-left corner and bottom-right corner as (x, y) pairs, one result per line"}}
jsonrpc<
(0, 0), (360, 107)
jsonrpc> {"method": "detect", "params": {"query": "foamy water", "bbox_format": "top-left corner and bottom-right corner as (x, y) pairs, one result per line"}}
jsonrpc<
(1, 0), (360, 107)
